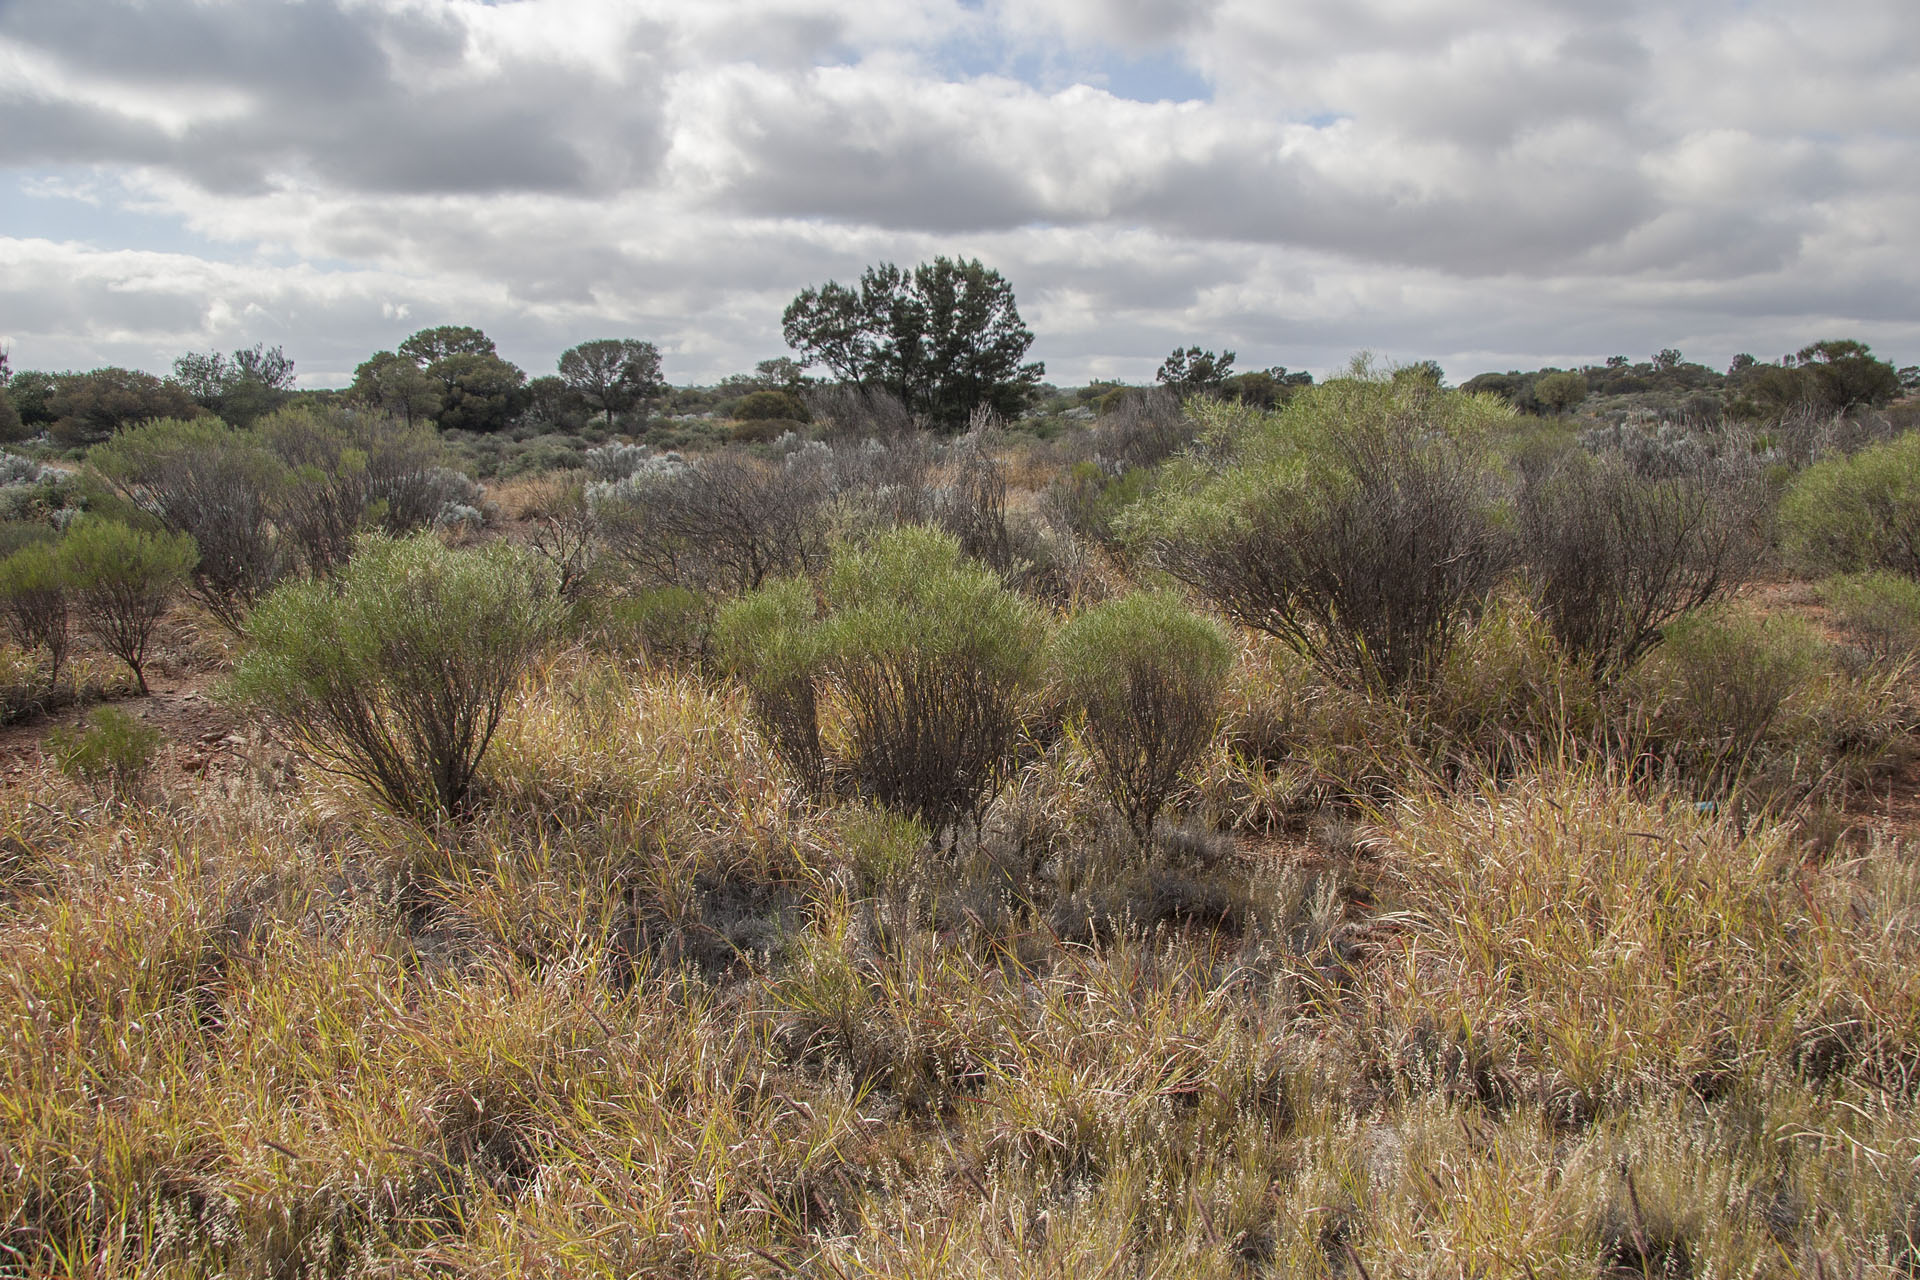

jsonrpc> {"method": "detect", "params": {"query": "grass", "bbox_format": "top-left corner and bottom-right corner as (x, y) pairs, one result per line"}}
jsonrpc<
(1, 590), (1917, 1275)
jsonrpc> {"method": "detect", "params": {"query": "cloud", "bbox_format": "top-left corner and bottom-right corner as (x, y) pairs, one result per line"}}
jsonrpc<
(2, 0), (1917, 384)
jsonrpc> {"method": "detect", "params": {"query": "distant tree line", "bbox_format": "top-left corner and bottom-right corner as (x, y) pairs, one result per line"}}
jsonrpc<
(1461, 340), (1911, 422)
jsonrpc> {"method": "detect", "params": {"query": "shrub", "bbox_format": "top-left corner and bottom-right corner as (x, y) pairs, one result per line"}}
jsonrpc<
(714, 576), (827, 793)
(1051, 591), (1232, 841)
(46, 706), (162, 795)
(1087, 386), (1192, 471)
(1777, 430), (1920, 578)
(1130, 371), (1514, 693)
(595, 586), (712, 665)
(1043, 460), (1152, 549)
(227, 535), (562, 819)
(1631, 608), (1836, 796)
(0, 541), (70, 687)
(819, 527), (1048, 840)
(56, 518), (196, 694)
(594, 448), (828, 596)
(1420, 588), (1603, 774)
(257, 406), (457, 573)
(87, 417), (288, 629)
(1820, 571), (1920, 668)
(734, 389), (808, 422)
(1516, 447), (1763, 682)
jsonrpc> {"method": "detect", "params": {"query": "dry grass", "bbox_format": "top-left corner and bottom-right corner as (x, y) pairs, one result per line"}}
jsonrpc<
(1, 613), (1917, 1275)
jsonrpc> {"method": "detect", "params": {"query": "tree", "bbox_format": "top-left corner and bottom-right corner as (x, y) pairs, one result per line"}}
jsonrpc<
(556, 338), (665, 423)
(522, 375), (588, 432)
(398, 325), (496, 367)
(1534, 370), (1589, 415)
(45, 368), (201, 446)
(1156, 346), (1235, 396)
(430, 352), (528, 433)
(782, 256), (1044, 431)
(0, 386), (20, 444)
(754, 357), (808, 393)
(350, 351), (443, 427)
(1652, 348), (1684, 371)
(172, 343), (296, 428)
(58, 518), (197, 695)
(1793, 338), (1901, 411)
(6, 371), (58, 432)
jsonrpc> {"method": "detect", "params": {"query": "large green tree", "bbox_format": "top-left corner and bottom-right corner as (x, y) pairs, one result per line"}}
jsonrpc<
(782, 256), (1043, 431)
(1794, 339), (1901, 411)
(1157, 346), (1235, 396)
(430, 352), (529, 433)
(556, 338), (665, 422)
(350, 351), (443, 427)
(389, 326), (527, 433)
(397, 325), (496, 366)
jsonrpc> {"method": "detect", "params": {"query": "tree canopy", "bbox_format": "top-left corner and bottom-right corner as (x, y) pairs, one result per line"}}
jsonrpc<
(172, 343), (296, 428)
(557, 338), (665, 422)
(386, 325), (528, 433)
(782, 256), (1043, 432)
(1157, 346), (1235, 395)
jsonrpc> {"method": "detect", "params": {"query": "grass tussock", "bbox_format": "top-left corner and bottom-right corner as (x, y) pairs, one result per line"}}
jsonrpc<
(3, 547), (1919, 1274)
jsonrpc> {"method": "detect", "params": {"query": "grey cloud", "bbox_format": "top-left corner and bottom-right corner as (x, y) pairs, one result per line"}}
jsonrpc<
(0, 0), (670, 196)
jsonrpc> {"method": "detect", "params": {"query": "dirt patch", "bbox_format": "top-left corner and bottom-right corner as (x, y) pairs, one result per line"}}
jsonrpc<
(0, 673), (242, 785)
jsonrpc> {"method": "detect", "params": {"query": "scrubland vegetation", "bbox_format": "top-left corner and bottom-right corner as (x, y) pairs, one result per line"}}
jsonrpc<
(2, 326), (1920, 1277)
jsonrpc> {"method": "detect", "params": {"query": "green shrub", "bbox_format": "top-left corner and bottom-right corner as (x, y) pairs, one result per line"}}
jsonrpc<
(820, 527), (1048, 840)
(1632, 608), (1834, 796)
(1421, 588), (1603, 774)
(1051, 591), (1232, 840)
(1044, 461), (1152, 549)
(733, 389), (808, 422)
(596, 586), (713, 665)
(1128, 371), (1514, 693)
(47, 705), (162, 794)
(1777, 431), (1920, 578)
(0, 541), (69, 687)
(714, 576), (825, 793)
(56, 518), (196, 695)
(1821, 571), (1920, 667)
(227, 534), (562, 819)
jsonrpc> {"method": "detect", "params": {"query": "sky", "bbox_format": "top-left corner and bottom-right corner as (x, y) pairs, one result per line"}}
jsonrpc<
(3, 0), (1918, 390)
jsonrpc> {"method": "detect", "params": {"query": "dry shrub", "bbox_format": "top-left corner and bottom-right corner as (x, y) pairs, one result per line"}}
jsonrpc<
(1516, 446), (1763, 682)
(594, 446), (829, 596)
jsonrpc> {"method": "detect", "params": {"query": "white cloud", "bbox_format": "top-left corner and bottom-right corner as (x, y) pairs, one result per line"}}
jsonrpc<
(2, 0), (1918, 385)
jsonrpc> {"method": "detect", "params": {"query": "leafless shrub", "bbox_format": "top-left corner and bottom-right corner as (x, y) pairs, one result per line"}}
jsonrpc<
(1517, 448), (1764, 682)
(524, 481), (601, 604)
(1087, 386), (1193, 471)
(800, 384), (919, 442)
(593, 448), (829, 596)
(932, 409), (1014, 572)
